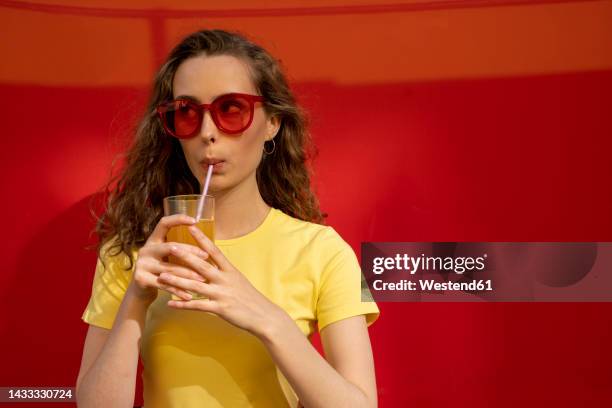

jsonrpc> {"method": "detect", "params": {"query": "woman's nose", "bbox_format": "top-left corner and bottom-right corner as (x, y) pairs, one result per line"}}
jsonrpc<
(199, 110), (218, 142)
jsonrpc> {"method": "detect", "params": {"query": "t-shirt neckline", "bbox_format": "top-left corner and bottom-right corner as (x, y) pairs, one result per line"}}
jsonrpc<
(215, 207), (277, 246)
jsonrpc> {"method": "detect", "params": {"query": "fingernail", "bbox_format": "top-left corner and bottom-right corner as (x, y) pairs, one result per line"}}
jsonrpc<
(189, 226), (200, 235)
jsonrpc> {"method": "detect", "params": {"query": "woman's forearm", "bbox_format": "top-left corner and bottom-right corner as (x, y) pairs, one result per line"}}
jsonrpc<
(76, 289), (150, 408)
(258, 312), (373, 408)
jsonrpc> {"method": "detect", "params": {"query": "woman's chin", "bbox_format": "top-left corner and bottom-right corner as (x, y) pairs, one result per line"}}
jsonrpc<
(201, 178), (226, 194)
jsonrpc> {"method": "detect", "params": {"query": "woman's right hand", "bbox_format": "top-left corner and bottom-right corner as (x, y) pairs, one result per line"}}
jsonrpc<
(127, 214), (209, 304)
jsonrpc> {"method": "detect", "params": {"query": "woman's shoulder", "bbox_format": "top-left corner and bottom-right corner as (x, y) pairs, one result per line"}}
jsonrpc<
(273, 207), (331, 235)
(272, 208), (351, 253)
(96, 236), (138, 274)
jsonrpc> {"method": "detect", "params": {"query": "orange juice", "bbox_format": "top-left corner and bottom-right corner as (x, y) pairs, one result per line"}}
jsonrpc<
(166, 218), (215, 300)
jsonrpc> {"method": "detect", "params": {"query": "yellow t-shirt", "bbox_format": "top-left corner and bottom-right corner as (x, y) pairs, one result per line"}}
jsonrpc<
(81, 207), (380, 407)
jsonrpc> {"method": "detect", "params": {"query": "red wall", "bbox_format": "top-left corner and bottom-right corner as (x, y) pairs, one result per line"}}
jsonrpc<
(1, 1), (611, 407)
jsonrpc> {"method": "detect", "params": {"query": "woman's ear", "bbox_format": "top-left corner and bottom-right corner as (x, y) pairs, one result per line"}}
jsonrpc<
(266, 115), (281, 141)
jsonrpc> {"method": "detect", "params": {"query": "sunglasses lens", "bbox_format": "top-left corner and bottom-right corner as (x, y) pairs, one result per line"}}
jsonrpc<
(162, 100), (199, 138)
(215, 95), (252, 132)
(159, 95), (258, 137)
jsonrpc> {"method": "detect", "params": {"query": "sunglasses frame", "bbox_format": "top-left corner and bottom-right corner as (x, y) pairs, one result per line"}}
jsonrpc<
(156, 92), (265, 139)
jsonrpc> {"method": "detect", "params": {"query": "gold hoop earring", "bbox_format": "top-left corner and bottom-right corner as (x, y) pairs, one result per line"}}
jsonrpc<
(263, 139), (276, 155)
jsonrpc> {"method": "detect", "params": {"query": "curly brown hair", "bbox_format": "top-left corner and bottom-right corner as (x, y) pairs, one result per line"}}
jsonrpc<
(91, 29), (327, 270)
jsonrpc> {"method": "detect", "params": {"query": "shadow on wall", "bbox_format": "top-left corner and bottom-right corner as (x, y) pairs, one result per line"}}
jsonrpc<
(0, 194), (101, 388)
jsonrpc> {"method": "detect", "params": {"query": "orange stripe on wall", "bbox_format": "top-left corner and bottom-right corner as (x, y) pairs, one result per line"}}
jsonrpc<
(0, 7), (153, 86)
(1, 0), (611, 86)
(168, 1), (612, 83)
(2, 0), (606, 16)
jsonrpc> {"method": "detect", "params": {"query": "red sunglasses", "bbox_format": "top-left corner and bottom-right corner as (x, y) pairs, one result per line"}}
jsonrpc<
(156, 93), (265, 139)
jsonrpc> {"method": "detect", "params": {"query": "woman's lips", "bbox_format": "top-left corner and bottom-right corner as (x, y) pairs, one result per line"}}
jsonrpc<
(202, 161), (225, 173)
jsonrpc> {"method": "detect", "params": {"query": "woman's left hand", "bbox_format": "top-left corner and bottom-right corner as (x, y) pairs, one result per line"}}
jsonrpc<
(158, 225), (291, 338)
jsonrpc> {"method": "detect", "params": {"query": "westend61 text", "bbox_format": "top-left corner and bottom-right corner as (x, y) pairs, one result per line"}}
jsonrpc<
(372, 253), (487, 275)
(373, 279), (493, 291)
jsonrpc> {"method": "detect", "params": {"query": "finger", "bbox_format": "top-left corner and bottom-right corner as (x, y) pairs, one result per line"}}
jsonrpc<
(169, 246), (221, 282)
(148, 214), (196, 244)
(156, 280), (194, 301)
(133, 272), (192, 300)
(155, 260), (207, 282)
(158, 272), (215, 299)
(147, 242), (209, 261)
(167, 297), (220, 314)
(187, 225), (232, 271)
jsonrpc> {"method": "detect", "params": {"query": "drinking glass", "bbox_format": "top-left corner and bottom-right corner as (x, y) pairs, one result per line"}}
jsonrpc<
(163, 194), (214, 300)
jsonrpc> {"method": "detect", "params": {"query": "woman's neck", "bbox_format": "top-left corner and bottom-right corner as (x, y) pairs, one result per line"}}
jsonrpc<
(205, 176), (271, 240)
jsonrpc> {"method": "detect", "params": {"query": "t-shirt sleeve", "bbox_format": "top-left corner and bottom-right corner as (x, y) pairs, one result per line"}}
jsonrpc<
(81, 243), (135, 330)
(316, 229), (380, 332)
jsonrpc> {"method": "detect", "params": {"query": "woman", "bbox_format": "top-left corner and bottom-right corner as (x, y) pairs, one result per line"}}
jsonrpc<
(76, 29), (380, 408)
